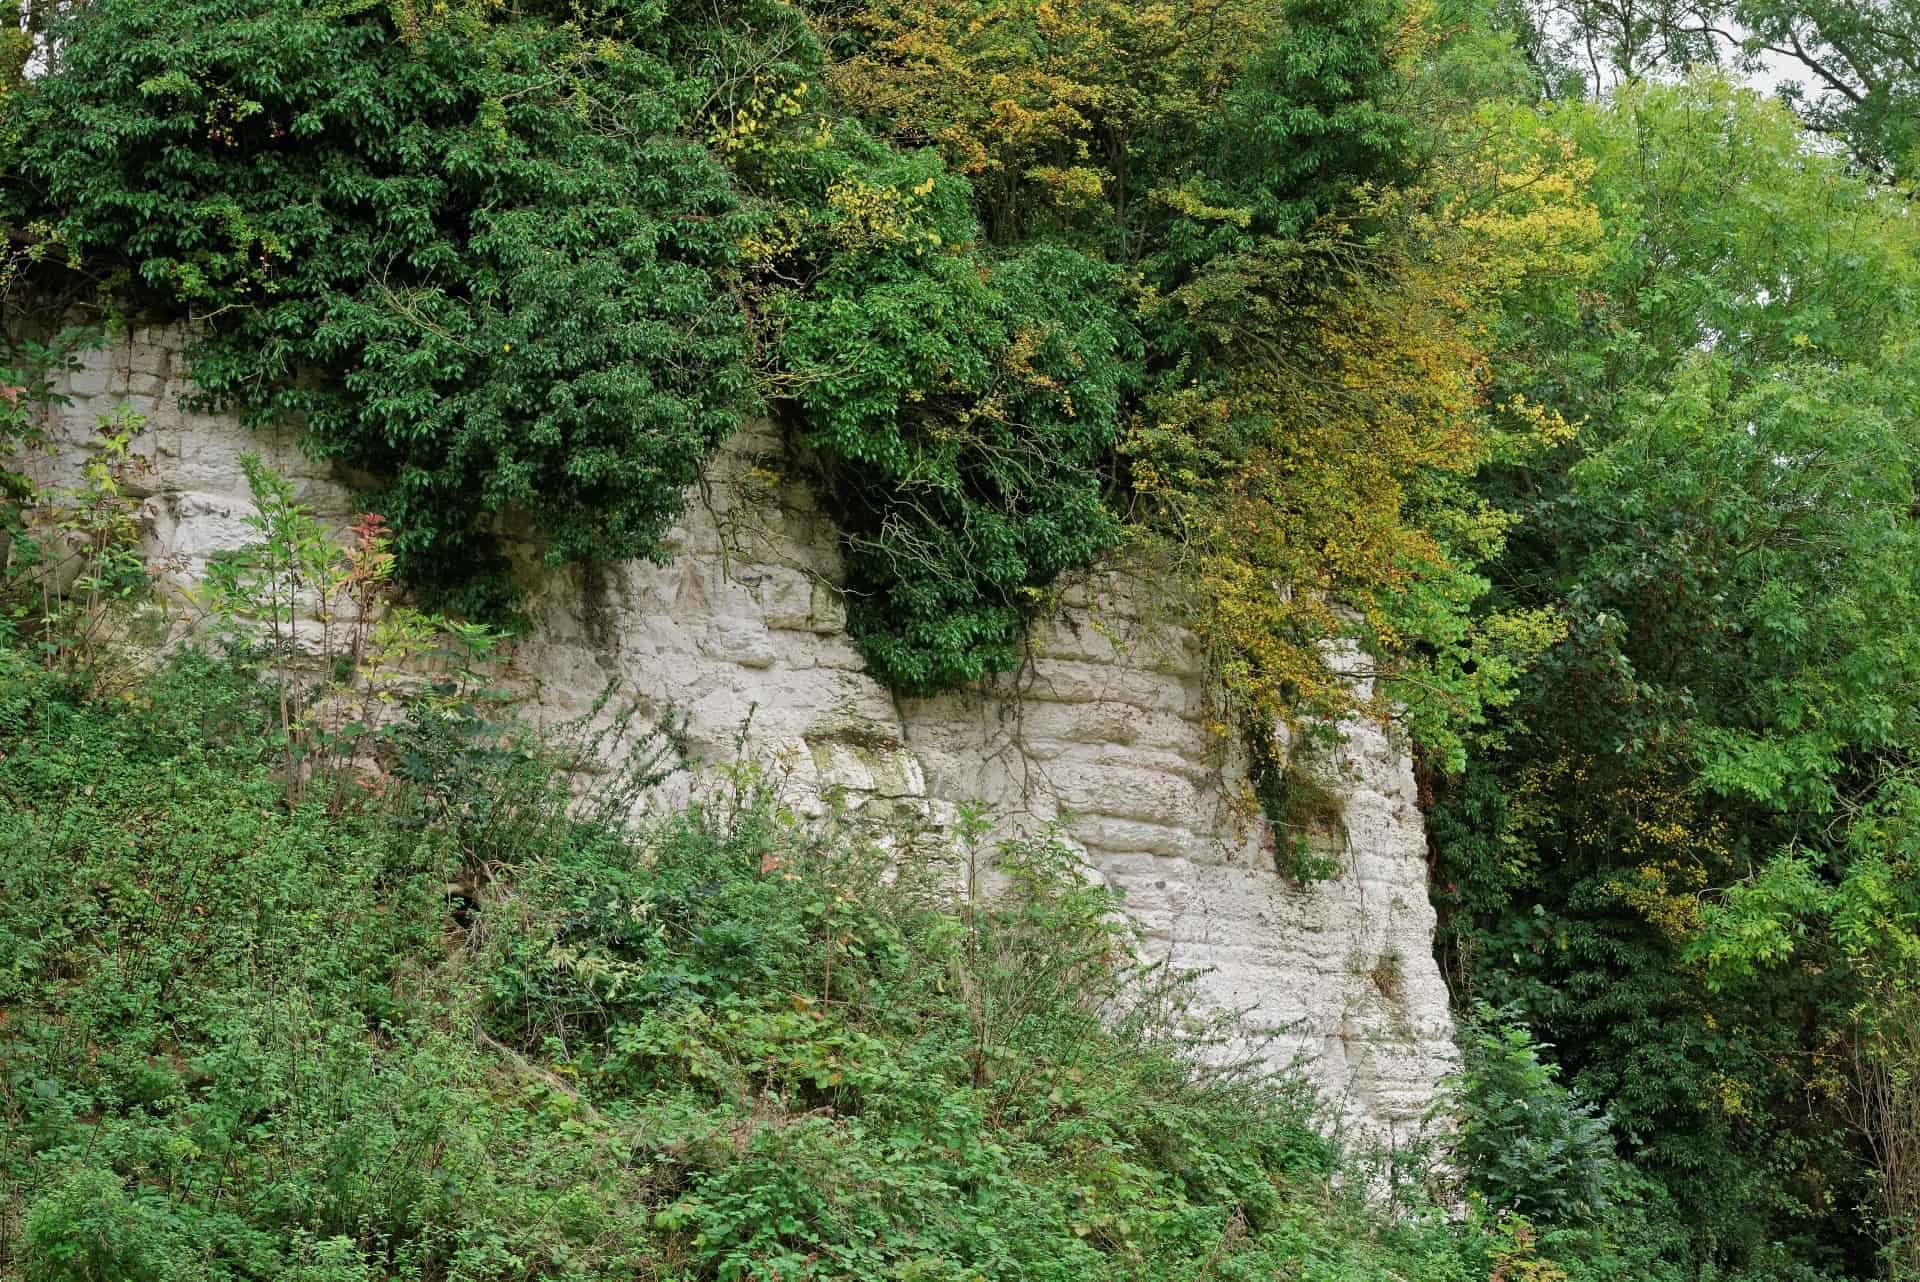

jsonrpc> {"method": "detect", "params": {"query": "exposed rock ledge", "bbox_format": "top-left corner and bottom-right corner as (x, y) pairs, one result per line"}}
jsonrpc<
(26, 324), (1456, 1143)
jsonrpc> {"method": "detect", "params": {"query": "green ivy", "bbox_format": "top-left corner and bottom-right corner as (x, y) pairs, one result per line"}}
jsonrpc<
(774, 188), (1142, 691)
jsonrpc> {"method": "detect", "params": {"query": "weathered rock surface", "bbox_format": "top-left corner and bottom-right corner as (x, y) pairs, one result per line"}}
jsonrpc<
(26, 325), (1456, 1143)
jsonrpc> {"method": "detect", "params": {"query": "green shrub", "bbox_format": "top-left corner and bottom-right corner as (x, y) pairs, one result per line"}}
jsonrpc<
(22, 1168), (193, 1282)
(766, 135), (1142, 692)
(1440, 1007), (1619, 1225)
(8, 0), (753, 610)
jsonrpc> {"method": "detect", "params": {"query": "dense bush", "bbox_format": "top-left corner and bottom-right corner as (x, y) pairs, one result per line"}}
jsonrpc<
(1442, 1009), (1617, 1225)
(778, 225), (1139, 692)
(7, 0), (754, 611)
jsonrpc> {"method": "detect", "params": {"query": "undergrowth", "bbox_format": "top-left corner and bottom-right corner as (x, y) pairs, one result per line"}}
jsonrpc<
(0, 642), (1564, 1282)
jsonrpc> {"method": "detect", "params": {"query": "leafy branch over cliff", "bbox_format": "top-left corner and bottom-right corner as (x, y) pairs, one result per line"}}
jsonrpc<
(2, 0), (1564, 745)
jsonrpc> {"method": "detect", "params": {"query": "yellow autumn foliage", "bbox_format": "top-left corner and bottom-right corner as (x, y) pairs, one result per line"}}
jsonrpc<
(827, 0), (1269, 237)
(1129, 108), (1600, 731)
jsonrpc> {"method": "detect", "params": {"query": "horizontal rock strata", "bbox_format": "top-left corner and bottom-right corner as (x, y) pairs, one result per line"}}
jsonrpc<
(26, 324), (1456, 1142)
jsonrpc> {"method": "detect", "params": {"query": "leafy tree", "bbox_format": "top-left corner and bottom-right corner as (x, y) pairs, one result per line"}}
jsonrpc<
(1127, 77), (1596, 759)
(1733, 0), (1920, 177)
(1433, 76), (1920, 1275)
(819, 0), (1273, 247)
(1508, 0), (1920, 180)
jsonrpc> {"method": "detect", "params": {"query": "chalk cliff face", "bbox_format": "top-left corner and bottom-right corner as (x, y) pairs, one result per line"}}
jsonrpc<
(31, 324), (1456, 1142)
